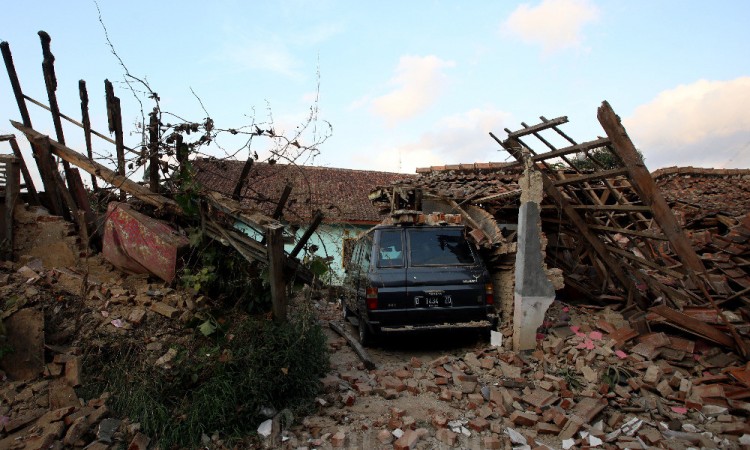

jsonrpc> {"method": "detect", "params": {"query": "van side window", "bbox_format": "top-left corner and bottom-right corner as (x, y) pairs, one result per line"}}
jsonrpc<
(360, 237), (372, 273)
(377, 230), (403, 268)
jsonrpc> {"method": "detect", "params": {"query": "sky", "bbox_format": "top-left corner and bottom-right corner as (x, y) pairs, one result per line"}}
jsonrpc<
(1, 0), (749, 179)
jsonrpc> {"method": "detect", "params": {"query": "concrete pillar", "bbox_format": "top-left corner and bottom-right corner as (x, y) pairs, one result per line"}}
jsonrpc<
(513, 157), (555, 351)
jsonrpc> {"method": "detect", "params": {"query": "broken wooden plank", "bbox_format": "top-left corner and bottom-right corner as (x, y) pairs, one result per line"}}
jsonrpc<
(11, 121), (182, 214)
(79, 80), (98, 190)
(552, 167), (630, 187)
(232, 157), (254, 200)
(505, 116), (568, 138)
(148, 108), (160, 193)
(105, 79), (126, 201)
(24, 93), (138, 155)
(289, 210), (324, 259)
(588, 223), (668, 241)
(531, 137), (611, 162)
(272, 183), (293, 219)
(649, 304), (734, 347)
(598, 101), (706, 275)
(570, 204), (651, 212)
(4, 135), (39, 204)
(329, 321), (377, 370)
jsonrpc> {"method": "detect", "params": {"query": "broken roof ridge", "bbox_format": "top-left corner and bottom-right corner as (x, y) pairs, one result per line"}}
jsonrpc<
(652, 166), (750, 179)
(415, 162), (515, 173)
(195, 157), (418, 177)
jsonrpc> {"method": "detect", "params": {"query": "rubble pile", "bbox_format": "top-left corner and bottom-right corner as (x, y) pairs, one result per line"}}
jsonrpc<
(0, 209), (202, 449)
(290, 301), (750, 450)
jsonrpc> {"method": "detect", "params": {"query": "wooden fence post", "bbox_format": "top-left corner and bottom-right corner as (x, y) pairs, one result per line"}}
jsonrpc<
(266, 223), (287, 322)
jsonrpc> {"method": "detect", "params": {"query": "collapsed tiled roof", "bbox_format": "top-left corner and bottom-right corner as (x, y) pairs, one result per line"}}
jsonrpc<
(386, 163), (523, 205)
(653, 167), (750, 218)
(192, 158), (414, 224)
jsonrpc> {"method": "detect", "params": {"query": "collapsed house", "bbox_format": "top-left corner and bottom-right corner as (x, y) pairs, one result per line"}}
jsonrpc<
(370, 104), (750, 356)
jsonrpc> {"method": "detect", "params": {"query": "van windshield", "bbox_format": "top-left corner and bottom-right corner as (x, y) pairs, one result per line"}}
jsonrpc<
(407, 228), (476, 266)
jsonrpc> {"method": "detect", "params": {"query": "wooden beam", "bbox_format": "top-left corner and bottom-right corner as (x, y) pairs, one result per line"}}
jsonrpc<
(329, 322), (377, 370)
(38, 30), (88, 213)
(598, 101), (706, 275)
(105, 79), (126, 201)
(148, 109), (160, 193)
(552, 168), (629, 186)
(232, 157), (253, 200)
(4, 136), (40, 205)
(650, 304), (734, 348)
(79, 80), (98, 190)
(571, 204), (651, 212)
(24, 94), (138, 155)
(11, 121), (182, 214)
(289, 210), (324, 259)
(588, 224), (668, 241)
(506, 116), (568, 138)
(604, 244), (685, 280)
(531, 137), (611, 162)
(0, 155), (20, 260)
(272, 183), (293, 219)
(266, 223), (287, 322)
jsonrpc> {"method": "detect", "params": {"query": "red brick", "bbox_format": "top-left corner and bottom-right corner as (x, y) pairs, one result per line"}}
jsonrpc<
(468, 417), (489, 432)
(436, 428), (458, 446)
(510, 411), (539, 427)
(394, 429), (419, 450)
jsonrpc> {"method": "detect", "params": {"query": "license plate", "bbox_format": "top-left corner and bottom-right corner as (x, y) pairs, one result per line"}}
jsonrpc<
(414, 295), (452, 307)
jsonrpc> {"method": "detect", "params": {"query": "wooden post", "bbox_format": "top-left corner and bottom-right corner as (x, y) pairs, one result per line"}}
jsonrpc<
(289, 210), (324, 259)
(37, 31), (92, 229)
(1, 155), (20, 260)
(1, 41), (41, 206)
(597, 101), (706, 275)
(272, 183), (293, 219)
(105, 79), (126, 201)
(38, 32), (82, 194)
(148, 108), (160, 193)
(1, 136), (39, 205)
(79, 80), (98, 190)
(266, 224), (287, 322)
(232, 157), (254, 200)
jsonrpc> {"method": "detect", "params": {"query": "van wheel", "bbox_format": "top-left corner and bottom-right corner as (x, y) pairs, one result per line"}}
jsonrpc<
(358, 318), (373, 347)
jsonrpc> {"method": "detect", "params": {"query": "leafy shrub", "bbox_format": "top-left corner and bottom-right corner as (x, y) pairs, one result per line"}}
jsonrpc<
(89, 310), (328, 448)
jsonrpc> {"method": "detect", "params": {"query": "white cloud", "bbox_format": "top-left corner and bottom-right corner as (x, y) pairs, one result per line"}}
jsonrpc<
(369, 55), (455, 124)
(351, 108), (512, 173)
(624, 77), (750, 169)
(502, 0), (600, 53)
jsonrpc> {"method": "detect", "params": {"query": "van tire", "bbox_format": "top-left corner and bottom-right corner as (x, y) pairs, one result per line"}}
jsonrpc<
(358, 318), (373, 347)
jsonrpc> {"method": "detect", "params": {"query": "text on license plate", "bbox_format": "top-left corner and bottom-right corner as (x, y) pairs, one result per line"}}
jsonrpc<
(414, 295), (452, 307)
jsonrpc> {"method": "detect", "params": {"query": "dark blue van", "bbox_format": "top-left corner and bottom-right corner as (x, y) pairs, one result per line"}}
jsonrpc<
(342, 223), (496, 346)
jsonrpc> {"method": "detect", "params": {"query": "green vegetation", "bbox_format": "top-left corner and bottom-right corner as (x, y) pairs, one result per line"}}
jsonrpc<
(84, 309), (328, 448)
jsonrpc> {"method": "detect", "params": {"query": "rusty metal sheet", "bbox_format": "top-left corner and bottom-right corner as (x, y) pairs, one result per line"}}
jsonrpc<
(103, 202), (189, 283)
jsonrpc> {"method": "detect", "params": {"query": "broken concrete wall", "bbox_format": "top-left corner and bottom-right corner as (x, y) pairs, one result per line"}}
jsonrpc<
(513, 159), (556, 351)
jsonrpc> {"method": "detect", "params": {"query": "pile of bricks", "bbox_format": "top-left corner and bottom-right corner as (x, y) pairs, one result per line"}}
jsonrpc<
(293, 302), (750, 450)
